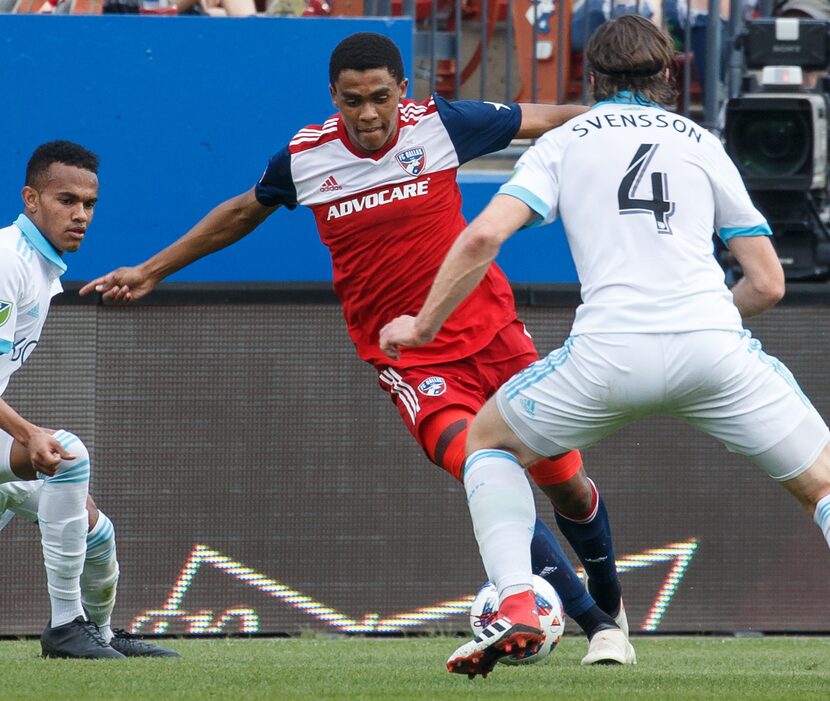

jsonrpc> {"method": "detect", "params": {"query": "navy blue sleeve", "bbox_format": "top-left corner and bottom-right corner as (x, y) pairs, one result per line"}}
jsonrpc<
(254, 146), (298, 209)
(433, 95), (522, 165)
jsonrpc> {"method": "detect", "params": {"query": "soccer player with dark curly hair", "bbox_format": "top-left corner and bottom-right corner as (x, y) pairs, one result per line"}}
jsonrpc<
(381, 15), (830, 677)
(81, 32), (634, 665)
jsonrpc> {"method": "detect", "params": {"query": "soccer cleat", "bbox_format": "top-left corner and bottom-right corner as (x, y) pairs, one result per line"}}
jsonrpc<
(579, 570), (630, 638)
(447, 618), (545, 678)
(613, 599), (630, 638)
(109, 629), (181, 657)
(580, 628), (637, 666)
(448, 590), (544, 678)
(41, 616), (126, 659)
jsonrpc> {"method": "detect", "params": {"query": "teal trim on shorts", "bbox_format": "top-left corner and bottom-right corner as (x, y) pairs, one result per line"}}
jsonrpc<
(504, 338), (574, 400)
(719, 223), (772, 244)
(743, 330), (809, 406)
(0, 339), (12, 354)
(497, 184), (551, 226)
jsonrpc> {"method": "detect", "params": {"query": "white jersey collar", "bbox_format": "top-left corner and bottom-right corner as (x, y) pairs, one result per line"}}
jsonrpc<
(14, 213), (67, 274)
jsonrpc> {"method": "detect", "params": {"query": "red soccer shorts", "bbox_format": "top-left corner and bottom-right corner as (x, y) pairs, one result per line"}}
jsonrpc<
(376, 319), (582, 485)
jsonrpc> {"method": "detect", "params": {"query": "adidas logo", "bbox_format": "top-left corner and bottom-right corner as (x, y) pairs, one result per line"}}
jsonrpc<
(320, 175), (342, 192)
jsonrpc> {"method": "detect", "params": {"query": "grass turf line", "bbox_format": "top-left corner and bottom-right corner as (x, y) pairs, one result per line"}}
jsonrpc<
(0, 636), (828, 700)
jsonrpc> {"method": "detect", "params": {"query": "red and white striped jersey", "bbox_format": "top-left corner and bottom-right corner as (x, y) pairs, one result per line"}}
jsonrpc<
(255, 96), (522, 368)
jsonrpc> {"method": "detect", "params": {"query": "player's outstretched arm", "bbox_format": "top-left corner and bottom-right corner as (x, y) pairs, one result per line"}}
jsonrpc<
(728, 235), (785, 318)
(515, 103), (589, 139)
(79, 188), (278, 303)
(379, 194), (535, 360)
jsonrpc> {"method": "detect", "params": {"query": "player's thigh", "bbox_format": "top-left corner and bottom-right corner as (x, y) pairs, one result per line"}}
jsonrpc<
(3, 429), (39, 480)
(494, 334), (652, 456)
(0, 429), (12, 475)
(672, 330), (830, 481)
(1, 429), (36, 481)
(467, 396), (547, 466)
(376, 362), (486, 468)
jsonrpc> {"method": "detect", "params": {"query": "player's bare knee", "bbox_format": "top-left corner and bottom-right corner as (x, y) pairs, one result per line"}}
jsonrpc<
(466, 398), (536, 464)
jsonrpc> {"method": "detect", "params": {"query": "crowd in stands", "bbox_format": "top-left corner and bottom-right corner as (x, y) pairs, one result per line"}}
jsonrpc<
(1, 0), (828, 27)
(1, 0), (827, 107)
(0, 0), (330, 15)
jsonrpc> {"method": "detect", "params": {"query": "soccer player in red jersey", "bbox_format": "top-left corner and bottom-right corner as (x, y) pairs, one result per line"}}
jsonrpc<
(81, 32), (633, 663)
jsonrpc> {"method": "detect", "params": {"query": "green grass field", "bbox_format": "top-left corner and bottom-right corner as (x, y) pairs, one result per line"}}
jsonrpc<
(1, 635), (828, 700)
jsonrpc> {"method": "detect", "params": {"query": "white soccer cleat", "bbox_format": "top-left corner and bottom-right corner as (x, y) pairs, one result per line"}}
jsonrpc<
(447, 617), (544, 679)
(614, 599), (630, 638)
(581, 628), (637, 666)
(579, 570), (630, 637)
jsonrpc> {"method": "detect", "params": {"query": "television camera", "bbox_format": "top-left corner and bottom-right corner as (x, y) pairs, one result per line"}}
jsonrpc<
(723, 18), (830, 281)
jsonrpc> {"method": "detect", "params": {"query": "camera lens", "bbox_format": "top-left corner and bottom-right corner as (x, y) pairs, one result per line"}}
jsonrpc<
(727, 109), (811, 178)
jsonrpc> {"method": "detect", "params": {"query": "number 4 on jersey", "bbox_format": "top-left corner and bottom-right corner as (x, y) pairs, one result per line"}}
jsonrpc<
(618, 143), (675, 234)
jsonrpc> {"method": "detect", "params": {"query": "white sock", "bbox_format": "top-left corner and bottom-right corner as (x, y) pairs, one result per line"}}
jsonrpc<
(814, 494), (830, 551)
(463, 449), (535, 599)
(52, 597), (83, 626)
(81, 511), (119, 642)
(97, 622), (113, 644)
(39, 431), (90, 627)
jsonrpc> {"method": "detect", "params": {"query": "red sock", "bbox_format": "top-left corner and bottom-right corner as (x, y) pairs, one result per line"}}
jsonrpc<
(499, 590), (540, 628)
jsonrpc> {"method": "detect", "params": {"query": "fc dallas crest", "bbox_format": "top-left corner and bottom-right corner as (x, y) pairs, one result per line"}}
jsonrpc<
(395, 146), (426, 176)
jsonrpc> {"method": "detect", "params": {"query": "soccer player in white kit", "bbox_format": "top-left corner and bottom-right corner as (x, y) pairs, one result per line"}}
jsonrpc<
(380, 15), (830, 677)
(0, 142), (178, 659)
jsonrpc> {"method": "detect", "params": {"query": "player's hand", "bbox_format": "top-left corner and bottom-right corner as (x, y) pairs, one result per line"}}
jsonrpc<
(79, 266), (156, 303)
(379, 315), (434, 361)
(26, 432), (75, 477)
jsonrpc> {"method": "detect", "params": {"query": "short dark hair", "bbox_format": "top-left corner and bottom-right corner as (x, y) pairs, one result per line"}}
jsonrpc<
(329, 32), (405, 86)
(586, 15), (678, 107)
(25, 140), (99, 188)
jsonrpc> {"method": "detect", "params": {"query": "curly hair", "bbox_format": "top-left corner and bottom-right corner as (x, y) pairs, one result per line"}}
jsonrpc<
(25, 141), (99, 188)
(328, 32), (405, 86)
(586, 15), (679, 107)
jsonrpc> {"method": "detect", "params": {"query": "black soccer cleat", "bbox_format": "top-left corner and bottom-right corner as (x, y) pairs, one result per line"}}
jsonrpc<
(109, 629), (181, 657)
(41, 616), (126, 659)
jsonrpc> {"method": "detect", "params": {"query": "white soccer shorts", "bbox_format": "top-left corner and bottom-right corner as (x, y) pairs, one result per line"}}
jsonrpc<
(0, 429), (41, 521)
(496, 330), (830, 481)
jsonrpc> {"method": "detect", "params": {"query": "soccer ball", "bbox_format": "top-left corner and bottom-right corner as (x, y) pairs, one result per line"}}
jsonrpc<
(468, 574), (565, 665)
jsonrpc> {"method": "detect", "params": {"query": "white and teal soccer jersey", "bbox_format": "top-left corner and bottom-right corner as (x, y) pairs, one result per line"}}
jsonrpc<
(0, 214), (65, 396)
(499, 92), (772, 336)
